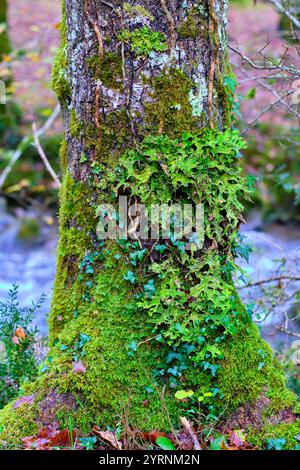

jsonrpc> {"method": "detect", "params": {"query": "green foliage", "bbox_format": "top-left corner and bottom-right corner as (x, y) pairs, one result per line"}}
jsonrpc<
(118, 26), (167, 57)
(156, 436), (176, 450)
(114, 129), (248, 244)
(0, 286), (44, 409)
(243, 124), (300, 222)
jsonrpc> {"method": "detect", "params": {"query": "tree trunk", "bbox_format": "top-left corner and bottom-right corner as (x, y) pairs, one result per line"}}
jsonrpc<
(0, 0), (299, 449)
(0, 0), (10, 57)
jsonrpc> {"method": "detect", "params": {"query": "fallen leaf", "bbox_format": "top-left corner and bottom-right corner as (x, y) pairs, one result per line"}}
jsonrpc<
(50, 429), (76, 447)
(22, 426), (77, 450)
(93, 427), (122, 450)
(142, 430), (166, 444)
(13, 394), (35, 409)
(228, 429), (246, 448)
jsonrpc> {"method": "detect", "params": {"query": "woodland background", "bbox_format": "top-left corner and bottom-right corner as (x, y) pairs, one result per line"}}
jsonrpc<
(0, 0), (299, 450)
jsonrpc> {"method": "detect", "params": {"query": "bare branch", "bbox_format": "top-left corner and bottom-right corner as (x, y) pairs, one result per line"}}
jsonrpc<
(275, 325), (300, 339)
(32, 123), (61, 189)
(0, 104), (60, 189)
(238, 275), (300, 289)
(268, 0), (300, 29)
(229, 44), (299, 75)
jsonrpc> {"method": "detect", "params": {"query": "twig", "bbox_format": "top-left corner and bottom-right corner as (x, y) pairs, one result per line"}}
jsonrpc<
(180, 417), (202, 450)
(0, 104), (60, 189)
(32, 123), (61, 189)
(268, 0), (300, 29)
(229, 44), (299, 75)
(238, 275), (300, 289)
(241, 90), (294, 134)
(100, 0), (114, 9)
(275, 325), (300, 339)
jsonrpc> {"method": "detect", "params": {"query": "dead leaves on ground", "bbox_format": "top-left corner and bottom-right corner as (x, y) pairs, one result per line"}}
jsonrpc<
(22, 425), (77, 450)
(21, 419), (256, 450)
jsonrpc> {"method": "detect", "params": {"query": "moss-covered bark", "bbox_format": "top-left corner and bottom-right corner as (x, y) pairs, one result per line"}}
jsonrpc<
(0, 0), (299, 450)
(0, 0), (10, 57)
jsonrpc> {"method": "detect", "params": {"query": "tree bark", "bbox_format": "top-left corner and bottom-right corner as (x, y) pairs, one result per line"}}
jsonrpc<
(0, 0), (299, 449)
(0, 0), (10, 57)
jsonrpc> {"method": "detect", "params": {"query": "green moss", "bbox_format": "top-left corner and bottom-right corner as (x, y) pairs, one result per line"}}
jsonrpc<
(248, 421), (300, 450)
(0, 402), (38, 449)
(177, 10), (208, 40)
(219, 324), (298, 413)
(69, 109), (82, 138)
(52, 1), (70, 103)
(0, 168), (299, 447)
(87, 52), (123, 89)
(0, 0), (11, 57)
(59, 139), (68, 172)
(49, 172), (95, 342)
(144, 68), (194, 135)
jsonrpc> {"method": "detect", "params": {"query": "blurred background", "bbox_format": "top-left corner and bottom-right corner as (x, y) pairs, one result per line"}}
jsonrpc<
(0, 0), (299, 407)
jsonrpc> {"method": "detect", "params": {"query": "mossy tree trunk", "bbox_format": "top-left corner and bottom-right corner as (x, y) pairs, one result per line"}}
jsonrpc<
(0, 0), (299, 449)
(0, 0), (10, 57)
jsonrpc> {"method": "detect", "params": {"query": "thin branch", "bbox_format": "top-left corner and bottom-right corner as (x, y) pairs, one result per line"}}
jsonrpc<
(180, 417), (202, 450)
(160, 0), (176, 57)
(229, 44), (299, 75)
(241, 89), (294, 134)
(275, 325), (300, 339)
(0, 104), (60, 189)
(268, 0), (300, 29)
(32, 123), (61, 189)
(84, 0), (104, 60)
(238, 275), (300, 289)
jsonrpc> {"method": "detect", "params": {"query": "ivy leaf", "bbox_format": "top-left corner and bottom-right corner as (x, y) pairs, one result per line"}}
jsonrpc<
(79, 436), (97, 450)
(156, 436), (176, 450)
(266, 438), (286, 450)
(123, 271), (136, 284)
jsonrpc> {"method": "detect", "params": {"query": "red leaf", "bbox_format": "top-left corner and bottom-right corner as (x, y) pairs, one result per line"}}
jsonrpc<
(50, 429), (76, 447)
(22, 426), (76, 450)
(142, 431), (166, 444)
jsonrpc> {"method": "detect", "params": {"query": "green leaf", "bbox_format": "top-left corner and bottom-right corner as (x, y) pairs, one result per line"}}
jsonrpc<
(266, 438), (286, 450)
(210, 435), (227, 450)
(123, 271), (136, 284)
(175, 389), (194, 400)
(245, 87), (256, 100)
(156, 436), (176, 450)
(79, 436), (97, 450)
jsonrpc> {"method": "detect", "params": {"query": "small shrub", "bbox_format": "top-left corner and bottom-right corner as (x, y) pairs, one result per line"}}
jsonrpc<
(0, 285), (45, 409)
